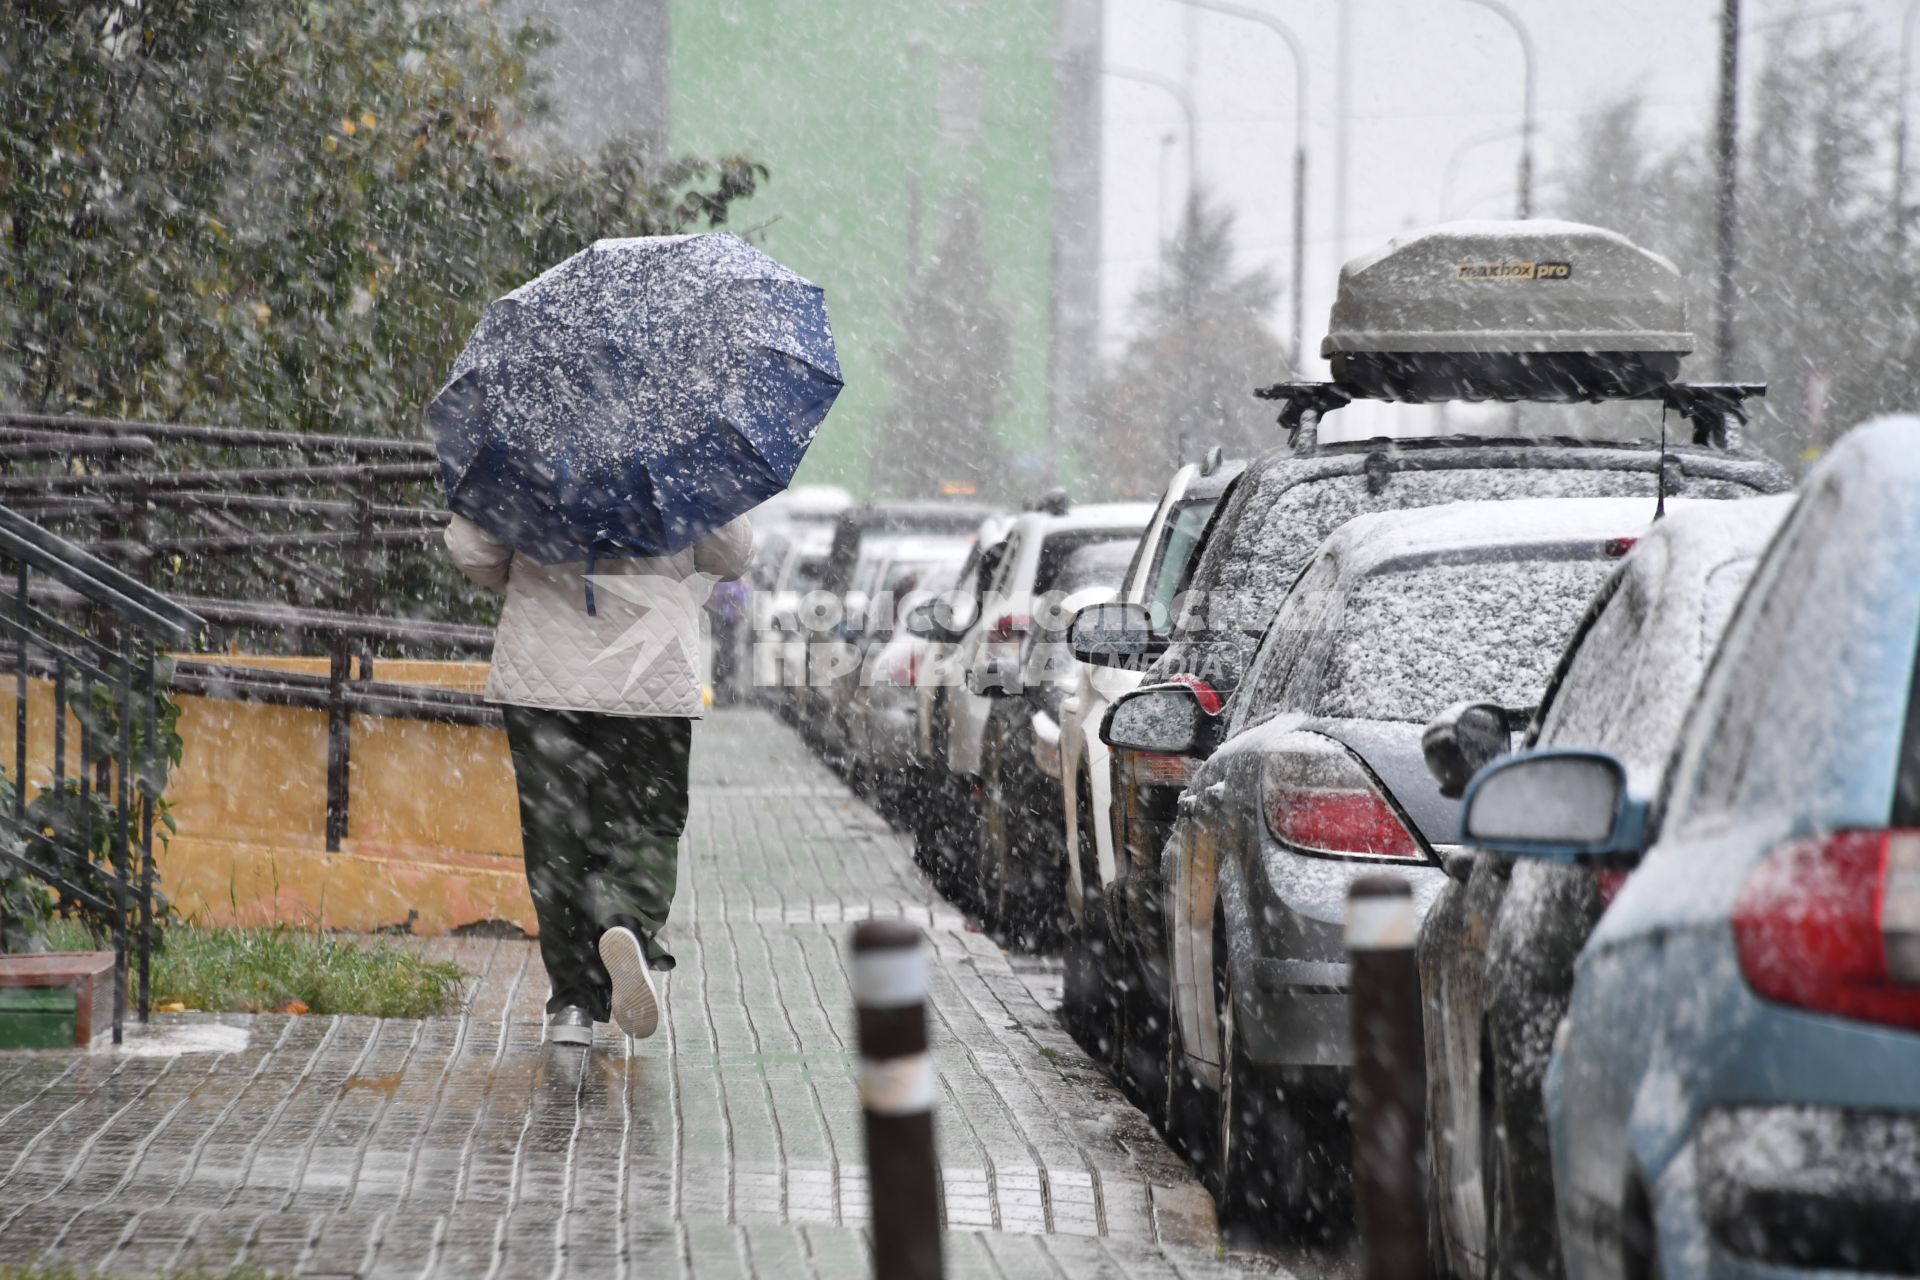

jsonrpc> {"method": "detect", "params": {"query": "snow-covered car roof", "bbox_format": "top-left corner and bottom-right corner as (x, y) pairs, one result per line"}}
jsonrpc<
(1008, 501), (1156, 538)
(1324, 494), (1696, 578)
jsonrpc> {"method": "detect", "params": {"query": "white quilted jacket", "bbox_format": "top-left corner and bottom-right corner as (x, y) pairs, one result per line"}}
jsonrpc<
(445, 514), (753, 717)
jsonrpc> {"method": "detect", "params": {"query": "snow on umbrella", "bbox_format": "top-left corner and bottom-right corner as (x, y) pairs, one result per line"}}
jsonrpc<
(429, 233), (842, 564)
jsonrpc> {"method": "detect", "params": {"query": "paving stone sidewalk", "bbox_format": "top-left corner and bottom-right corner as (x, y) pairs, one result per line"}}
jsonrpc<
(0, 709), (1295, 1278)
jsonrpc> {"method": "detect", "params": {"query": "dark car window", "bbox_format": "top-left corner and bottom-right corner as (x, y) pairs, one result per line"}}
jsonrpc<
(1234, 556), (1341, 733)
(1536, 559), (1653, 754)
(1668, 479), (1842, 830)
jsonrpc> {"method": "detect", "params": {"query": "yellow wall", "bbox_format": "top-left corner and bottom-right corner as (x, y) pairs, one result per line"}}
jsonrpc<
(0, 658), (536, 936)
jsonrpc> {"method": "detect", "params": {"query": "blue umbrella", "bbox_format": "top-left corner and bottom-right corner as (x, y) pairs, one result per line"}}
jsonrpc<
(429, 233), (842, 565)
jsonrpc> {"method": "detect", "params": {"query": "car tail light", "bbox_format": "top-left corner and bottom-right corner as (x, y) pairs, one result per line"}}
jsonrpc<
(1132, 752), (1197, 787)
(1605, 537), (1638, 557)
(1165, 674), (1223, 715)
(1595, 868), (1630, 907)
(1732, 829), (1920, 1033)
(878, 644), (919, 688)
(986, 614), (1031, 645)
(1261, 738), (1421, 859)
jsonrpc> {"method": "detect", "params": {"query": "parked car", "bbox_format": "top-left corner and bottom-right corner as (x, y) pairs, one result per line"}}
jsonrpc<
(1074, 430), (1788, 1113)
(805, 499), (998, 726)
(975, 535), (1140, 945)
(817, 534), (974, 767)
(1105, 497), (1689, 1228)
(843, 544), (975, 811)
(1058, 454), (1246, 1056)
(756, 523), (835, 712)
(1419, 495), (1791, 1280)
(915, 501), (1153, 919)
(1460, 416), (1920, 1280)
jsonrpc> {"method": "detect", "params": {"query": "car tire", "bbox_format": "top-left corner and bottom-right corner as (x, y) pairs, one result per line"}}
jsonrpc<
(980, 718), (1027, 942)
(1164, 972), (1216, 1180)
(1482, 1065), (1508, 1280)
(1064, 770), (1118, 1064)
(1211, 906), (1344, 1237)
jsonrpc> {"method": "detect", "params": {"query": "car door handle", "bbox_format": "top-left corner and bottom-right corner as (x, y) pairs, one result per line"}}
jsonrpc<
(1176, 792), (1198, 817)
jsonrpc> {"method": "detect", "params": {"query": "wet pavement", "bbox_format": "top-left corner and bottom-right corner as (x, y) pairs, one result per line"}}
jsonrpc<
(0, 709), (1301, 1278)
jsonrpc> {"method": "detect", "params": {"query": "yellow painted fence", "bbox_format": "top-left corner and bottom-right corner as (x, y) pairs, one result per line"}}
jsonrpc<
(0, 657), (535, 936)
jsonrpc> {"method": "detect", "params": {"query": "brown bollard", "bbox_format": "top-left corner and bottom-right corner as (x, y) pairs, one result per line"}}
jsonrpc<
(1347, 875), (1429, 1280)
(851, 920), (943, 1280)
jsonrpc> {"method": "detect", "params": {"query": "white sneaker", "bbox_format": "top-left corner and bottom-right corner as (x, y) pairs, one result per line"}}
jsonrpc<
(598, 926), (660, 1039)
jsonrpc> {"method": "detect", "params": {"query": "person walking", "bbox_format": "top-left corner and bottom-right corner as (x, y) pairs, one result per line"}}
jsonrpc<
(447, 512), (753, 1046)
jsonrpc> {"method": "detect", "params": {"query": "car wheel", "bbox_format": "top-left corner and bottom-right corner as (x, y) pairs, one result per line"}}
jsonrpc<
(1212, 906), (1344, 1237)
(1481, 1066), (1507, 1280)
(1064, 770), (1118, 1063)
(1163, 967), (1215, 1178)
(980, 721), (1030, 943)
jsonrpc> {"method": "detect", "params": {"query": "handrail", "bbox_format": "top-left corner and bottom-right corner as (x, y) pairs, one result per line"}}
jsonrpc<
(0, 410), (437, 458)
(0, 506), (204, 639)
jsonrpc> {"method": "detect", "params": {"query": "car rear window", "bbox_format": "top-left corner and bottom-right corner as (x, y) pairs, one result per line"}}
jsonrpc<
(1196, 466), (1748, 634)
(1316, 554), (1618, 724)
(1035, 530), (1139, 596)
(1053, 540), (1137, 594)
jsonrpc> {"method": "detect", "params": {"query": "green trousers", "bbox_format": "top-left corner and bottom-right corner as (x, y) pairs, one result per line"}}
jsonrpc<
(503, 705), (693, 1018)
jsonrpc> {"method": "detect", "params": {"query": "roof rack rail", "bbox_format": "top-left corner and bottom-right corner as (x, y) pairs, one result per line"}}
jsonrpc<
(1253, 380), (1767, 450)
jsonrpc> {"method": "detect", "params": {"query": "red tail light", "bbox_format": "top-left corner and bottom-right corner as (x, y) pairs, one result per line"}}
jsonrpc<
(986, 614), (1031, 644)
(1595, 868), (1631, 907)
(1604, 537), (1638, 557)
(1261, 737), (1421, 859)
(1732, 829), (1920, 1033)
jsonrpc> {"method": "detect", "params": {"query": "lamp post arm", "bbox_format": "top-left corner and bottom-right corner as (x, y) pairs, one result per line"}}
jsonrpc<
(1454, 0), (1537, 218)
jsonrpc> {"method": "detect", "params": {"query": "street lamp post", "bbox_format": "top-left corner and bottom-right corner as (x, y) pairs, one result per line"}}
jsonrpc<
(1102, 65), (1201, 464)
(1439, 123), (1526, 221)
(1454, 0), (1537, 218)
(1896, 0), (1920, 249)
(1715, 0), (1741, 379)
(1157, 0), (1311, 373)
(1101, 65), (1199, 199)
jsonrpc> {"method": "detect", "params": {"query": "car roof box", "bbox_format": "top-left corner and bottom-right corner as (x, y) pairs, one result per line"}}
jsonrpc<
(1322, 220), (1692, 402)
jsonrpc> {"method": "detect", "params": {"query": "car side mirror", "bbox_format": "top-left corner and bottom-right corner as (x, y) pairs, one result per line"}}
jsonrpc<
(1424, 701), (1523, 799)
(1460, 749), (1649, 866)
(1070, 601), (1165, 667)
(1100, 682), (1211, 754)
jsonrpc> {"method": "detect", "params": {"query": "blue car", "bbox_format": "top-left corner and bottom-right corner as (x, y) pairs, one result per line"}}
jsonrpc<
(1459, 416), (1920, 1280)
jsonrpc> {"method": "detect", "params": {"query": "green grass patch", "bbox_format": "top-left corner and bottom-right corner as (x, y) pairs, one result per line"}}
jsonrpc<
(44, 921), (467, 1019)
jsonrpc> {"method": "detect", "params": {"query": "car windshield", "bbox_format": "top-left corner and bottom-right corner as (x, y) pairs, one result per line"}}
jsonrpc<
(1313, 554), (1619, 723)
(1148, 497), (1221, 634)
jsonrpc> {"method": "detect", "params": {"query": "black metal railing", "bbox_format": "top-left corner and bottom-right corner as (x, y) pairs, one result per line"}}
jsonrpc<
(0, 504), (204, 1043)
(0, 411), (498, 854)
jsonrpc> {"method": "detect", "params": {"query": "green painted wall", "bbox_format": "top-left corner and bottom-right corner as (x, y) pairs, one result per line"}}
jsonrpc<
(667, 0), (1056, 494)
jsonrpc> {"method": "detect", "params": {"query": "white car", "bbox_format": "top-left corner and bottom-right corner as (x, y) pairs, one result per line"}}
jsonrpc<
(914, 500), (1155, 913)
(1055, 457), (1243, 1041)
